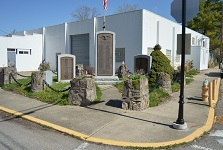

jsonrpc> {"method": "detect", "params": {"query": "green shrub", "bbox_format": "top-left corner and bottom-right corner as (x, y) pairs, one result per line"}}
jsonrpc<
(149, 89), (169, 107)
(149, 44), (174, 86)
(171, 82), (180, 92)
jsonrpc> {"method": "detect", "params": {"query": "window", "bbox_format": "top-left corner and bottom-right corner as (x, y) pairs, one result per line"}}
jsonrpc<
(147, 47), (153, 56)
(166, 49), (171, 61)
(115, 48), (125, 62)
(17, 49), (31, 55)
(192, 37), (196, 45)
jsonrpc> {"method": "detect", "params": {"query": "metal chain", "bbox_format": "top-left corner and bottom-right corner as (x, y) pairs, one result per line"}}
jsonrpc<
(9, 73), (32, 86)
(16, 72), (31, 78)
(50, 70), (57, 75)
(43, 80), (70, 93)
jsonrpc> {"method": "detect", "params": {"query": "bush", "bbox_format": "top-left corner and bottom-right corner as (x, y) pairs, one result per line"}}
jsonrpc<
(38, 60), (50, 71)
(149, 44), (174, 86)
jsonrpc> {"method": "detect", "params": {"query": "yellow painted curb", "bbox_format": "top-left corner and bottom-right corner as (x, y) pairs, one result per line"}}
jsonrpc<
(0, 105), (215, 148)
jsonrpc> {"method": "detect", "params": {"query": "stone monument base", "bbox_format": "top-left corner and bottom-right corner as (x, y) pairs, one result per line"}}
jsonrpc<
(94, 76), (119, 85)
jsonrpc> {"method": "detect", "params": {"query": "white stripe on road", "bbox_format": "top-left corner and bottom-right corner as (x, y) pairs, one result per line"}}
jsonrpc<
(74, 143), (89, 150)
(209, 130), (223, 138)
(191, 145), (213, 150)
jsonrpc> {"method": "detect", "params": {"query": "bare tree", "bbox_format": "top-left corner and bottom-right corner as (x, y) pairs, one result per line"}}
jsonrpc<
(116, 3), (140, 13)
(71, 5), (100, 21)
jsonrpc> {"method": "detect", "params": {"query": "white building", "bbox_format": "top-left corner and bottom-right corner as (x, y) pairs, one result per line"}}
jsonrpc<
(0, 9), (209, 72)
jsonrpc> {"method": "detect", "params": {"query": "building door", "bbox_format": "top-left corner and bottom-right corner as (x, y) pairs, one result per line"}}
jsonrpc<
(71, 34), (89, 68)
(7, 48), (16, 67)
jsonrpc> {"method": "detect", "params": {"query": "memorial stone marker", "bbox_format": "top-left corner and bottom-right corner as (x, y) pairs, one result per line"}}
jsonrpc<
(95, 31), (119, 84)
(134, 55), (152, 74)
(57, 54), (76, 82)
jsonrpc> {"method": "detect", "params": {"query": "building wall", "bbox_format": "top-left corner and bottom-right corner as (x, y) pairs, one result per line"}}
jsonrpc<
(3, 9), (209, 72)
(66, 19), (95, 69)
(0, 34), (42, 71)
(95, 10), (143, 72)
(44, 24), (66, 70)
(142, 9), (209, 70)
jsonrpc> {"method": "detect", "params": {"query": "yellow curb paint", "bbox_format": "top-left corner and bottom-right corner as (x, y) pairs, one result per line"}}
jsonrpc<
(0, 105), (215, 148)
(0, 106), (89, 140)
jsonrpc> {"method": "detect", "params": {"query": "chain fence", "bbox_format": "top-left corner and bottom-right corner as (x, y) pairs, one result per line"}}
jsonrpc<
(42, 80), (70, 93)
(16, 72), (32, 78)
(9, 73), (32, 86)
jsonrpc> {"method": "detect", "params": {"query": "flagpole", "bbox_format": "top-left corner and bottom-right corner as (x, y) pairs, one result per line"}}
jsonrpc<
(103, 9), (106, 30)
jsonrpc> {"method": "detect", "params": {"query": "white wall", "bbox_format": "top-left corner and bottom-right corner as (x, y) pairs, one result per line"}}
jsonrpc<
(44, 24), (66, 70)
(0, 34), (43, 71)
(142, 9), (209, 70)
(95, 10), (143, 72)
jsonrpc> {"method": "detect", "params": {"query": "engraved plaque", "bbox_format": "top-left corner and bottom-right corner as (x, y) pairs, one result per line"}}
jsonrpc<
(60, 57), (74, 80)
(97, 33), (113, 76)
(135, 58), (148, 73)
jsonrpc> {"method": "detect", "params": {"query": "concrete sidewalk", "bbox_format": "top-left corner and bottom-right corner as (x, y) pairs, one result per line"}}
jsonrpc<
(0, 67), (221, 148)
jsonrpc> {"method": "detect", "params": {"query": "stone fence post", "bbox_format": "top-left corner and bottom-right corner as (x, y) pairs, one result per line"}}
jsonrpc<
(31, 72), (45, 93)
(0, 67), (17, 87)
(68, 78), (97, 106)
(122, 78), (149, 111)
(157, 72), (172, 95)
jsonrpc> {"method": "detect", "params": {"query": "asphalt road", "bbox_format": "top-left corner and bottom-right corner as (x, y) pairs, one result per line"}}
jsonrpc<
(0, 111), (128, 150)
(174, 82), (223, 150)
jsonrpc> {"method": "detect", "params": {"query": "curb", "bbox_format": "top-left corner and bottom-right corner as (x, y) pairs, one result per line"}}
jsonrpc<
(0, 106), (215, 148)
(0, 77), (220, 148)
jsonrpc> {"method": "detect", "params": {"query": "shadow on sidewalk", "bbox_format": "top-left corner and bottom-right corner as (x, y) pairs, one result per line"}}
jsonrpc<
(105, 99), (122, 108)
(86, 106), (172, 128)
(204, 72), (220, 78)
(0, 101), (62, 123)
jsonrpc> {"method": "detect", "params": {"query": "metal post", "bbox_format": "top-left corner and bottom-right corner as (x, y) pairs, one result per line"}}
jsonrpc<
(220, 7), (223, 68)
(174, 0), (187, 128)
(103, 9), (106, 30)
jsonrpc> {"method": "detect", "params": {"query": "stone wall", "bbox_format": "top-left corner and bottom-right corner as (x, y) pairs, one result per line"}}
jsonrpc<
(122, 78), (149, 111)
(68, 78), (97, 106)
(0, 67), (17, 87)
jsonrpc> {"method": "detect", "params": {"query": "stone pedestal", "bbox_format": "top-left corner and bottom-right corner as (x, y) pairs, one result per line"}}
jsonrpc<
(122, 78), (149, 111)
(0, 67), (17, 87)
(31, 72), (45, 93)
(157, 72), (172, 95)
(68, 78), (97, 106)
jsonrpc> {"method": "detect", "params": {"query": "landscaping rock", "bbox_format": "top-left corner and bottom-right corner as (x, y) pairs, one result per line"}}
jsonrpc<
(122, 78), (149, 111)
(0, 67), (17, 87)
(68, 78), (97, 106)
(157, 72), (172, 95)
(31, 72), (45, 93)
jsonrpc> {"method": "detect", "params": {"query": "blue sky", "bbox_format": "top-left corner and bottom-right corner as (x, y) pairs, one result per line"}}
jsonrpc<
(0, 0), (175, 35)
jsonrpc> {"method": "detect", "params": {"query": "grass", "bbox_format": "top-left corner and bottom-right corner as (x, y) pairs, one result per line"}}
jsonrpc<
(185, 69), (199, 77)
(2, 78), (102, 105)
(113, 81), (169, 107)
(149, 89), (170, 107)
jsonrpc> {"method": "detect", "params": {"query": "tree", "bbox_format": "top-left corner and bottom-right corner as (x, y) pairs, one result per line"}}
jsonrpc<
(116, 3), (140, 13)
(187, 0), (223, 51)
(149, 44), (174, 86)
(71, 5), (100, 21)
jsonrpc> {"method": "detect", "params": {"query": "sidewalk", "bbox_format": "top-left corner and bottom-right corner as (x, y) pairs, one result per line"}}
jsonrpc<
(0, 67), (221, 148)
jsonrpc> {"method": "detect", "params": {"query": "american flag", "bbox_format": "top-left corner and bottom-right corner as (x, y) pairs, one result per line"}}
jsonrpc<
(103, 0), (108, 10)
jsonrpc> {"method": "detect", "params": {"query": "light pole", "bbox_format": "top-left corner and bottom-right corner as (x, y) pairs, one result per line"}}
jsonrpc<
(172, 0), (187, 129)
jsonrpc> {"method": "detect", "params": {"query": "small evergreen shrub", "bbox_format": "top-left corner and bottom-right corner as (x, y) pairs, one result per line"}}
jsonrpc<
(149, 44), (174, 86)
